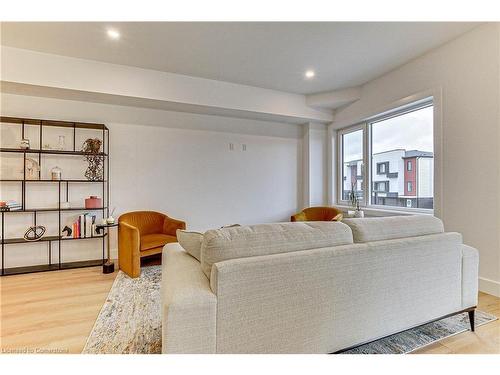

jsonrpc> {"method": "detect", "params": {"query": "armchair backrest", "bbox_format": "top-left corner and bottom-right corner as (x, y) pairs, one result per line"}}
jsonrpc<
(301, 206), (342, 221)
(118, 211), (166, 235)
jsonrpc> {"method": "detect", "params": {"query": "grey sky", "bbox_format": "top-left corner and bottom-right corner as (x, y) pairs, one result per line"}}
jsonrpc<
(343, 105), (433, 162)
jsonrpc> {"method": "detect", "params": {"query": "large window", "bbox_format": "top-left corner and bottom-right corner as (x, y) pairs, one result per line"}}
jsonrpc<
(338, 101), (434, 211)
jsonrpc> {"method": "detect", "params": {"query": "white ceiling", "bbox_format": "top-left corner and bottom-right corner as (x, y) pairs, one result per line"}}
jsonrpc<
(1, 22), (480, 95)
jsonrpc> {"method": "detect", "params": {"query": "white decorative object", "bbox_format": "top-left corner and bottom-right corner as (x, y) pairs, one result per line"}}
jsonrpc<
(58, 135), (66, 150)
(24, 158), (40, 180)
(51, 166), (62, 180)
(61, 201), (70, 209)
(106, 208), (116, 224)
(354, 210), (364, 218)
(20, 139), (30, 149)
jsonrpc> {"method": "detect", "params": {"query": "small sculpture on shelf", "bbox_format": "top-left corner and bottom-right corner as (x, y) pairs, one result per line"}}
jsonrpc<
(62, 225), (72, 237)
(24, 225), (46, 242)
(20, 138), (30, 149)
(24, 158), (40, 180)
(82, 138), (103, 181)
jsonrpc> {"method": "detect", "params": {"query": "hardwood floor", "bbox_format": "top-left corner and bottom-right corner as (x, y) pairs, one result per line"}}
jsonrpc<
(0, 266), (117, 354)
(1, 266), (499, 354)
(414, 292), (500, 354)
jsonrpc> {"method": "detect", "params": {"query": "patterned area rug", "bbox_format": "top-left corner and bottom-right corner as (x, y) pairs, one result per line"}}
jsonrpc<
(83, 266), (162, 354)
(82, 265), (497, 354)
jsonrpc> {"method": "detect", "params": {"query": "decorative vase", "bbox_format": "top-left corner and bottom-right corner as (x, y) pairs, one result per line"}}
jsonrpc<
(85, 196), (102, 209)
(354, 210), (365, 218)
(58, 135), (66, 150)
(51, 166), (62, 180)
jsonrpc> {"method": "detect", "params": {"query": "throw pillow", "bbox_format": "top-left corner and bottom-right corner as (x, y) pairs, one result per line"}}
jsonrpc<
(331, 213), (344, 221)
(176, 229), (203, 261)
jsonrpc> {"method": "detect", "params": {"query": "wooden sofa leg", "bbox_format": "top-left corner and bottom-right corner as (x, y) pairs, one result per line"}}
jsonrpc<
(468, 309), (475, 332)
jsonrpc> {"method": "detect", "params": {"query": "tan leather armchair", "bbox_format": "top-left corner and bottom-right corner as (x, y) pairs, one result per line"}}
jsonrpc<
(291, 206), (343, 222)
(118, 211), (186, 278)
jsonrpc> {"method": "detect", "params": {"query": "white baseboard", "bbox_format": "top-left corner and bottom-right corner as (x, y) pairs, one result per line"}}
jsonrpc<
(479, 277), (500, 297)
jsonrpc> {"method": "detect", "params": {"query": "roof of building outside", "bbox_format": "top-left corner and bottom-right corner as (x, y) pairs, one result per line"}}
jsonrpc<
(403, 150), (434, 158)
(344, 149), (433, 164)
(372, 148), (405, 156)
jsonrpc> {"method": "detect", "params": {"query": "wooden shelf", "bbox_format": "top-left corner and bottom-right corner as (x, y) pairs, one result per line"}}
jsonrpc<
(2, 259), (104, 276)
(2, 234), (107, 244)
(0, 147), (108, 156)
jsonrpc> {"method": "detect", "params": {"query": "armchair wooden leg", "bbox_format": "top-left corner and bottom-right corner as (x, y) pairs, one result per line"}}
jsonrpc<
(468, 309), (475, 332)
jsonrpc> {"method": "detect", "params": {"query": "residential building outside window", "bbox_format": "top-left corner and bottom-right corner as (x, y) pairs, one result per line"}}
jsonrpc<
(338, 101), (434, 211)
(341, 128), (364, 203)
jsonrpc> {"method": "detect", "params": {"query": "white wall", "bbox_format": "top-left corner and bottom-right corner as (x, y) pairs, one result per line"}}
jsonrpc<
(333, 23), (500, 296)
(1, 93), (303, 267)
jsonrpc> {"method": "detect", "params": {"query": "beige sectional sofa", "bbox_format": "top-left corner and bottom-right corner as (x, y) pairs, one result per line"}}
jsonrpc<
(161, 215), (478, 353)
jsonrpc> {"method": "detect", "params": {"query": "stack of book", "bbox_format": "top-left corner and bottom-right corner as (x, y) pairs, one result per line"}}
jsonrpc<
(0, 200), (22, 211)
(71, 213), (98, 238)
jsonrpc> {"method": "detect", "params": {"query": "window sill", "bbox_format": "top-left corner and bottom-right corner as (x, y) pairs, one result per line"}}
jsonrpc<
(335, 204), (434, 217)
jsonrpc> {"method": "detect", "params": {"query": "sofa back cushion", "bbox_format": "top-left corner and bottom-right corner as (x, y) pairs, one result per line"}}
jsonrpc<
(200, 221), (353, 278)
(342, 215), (444, 243)
(177, 230), (203, 261)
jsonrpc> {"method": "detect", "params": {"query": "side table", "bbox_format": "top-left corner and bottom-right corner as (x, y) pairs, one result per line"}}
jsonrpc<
(95, 223), (119, 274)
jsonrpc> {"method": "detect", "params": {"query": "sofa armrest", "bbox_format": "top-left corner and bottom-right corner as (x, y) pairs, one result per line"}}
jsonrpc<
(461, 244), (479, 309)
(163, 216), (186, 236)
(118, 221), (141, 278)
(162, 243), (216, 353)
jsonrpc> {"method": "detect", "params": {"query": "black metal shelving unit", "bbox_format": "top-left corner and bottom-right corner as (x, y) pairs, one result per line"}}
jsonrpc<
(0, 116), (110, 276)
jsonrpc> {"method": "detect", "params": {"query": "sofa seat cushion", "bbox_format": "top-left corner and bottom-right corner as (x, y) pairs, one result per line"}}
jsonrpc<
(140, 234), (177, 251)
(342, 215), (444, 243)
(200, 221), (353, 278)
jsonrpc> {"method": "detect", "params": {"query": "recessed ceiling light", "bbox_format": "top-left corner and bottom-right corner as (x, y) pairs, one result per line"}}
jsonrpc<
(305, 70), (315, 79)
(107, 29), (120, 40)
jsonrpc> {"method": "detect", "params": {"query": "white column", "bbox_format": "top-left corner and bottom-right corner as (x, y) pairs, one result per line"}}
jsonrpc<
(301, 122), (328, 208)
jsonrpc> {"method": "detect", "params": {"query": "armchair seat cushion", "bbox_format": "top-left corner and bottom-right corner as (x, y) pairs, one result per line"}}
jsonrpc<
(141, 234), (177, 251)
